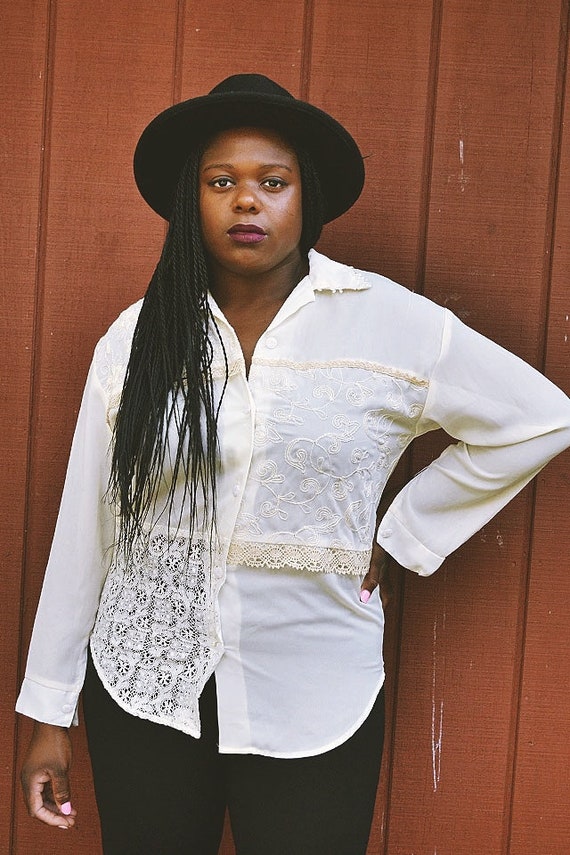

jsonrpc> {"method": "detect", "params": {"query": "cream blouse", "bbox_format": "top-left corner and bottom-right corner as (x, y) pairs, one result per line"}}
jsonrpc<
(16, 250), (570, 755)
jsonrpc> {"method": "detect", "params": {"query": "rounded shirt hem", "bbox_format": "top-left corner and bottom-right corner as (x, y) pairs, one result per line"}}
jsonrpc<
(216, 672), (385, 759)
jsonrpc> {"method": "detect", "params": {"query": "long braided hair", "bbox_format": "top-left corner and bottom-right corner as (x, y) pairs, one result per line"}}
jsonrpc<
(110, 130), (325, 554)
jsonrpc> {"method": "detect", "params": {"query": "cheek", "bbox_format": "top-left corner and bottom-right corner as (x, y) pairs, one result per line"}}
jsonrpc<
(198, 195), (218, 248)
(274, 186), (303, 234)
(282, 190), (303, 242)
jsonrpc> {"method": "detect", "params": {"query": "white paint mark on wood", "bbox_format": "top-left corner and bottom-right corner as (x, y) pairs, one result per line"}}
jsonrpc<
(431, 614), (445, 792)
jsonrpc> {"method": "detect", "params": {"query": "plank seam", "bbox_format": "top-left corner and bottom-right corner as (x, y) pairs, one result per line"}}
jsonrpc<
(538, 0), (570, 377)
(172, 0), (186, 105)
(11, 0), (59, 851)
(414, 0), (444, 298)
(503, 3), (570, 853)
(382, 5), (445, 851)
(299, 0), (315, 100)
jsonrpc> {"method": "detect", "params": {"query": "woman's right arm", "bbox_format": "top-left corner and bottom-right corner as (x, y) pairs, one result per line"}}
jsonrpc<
(17, 350), (116, 825)
(21, 722), (76, 829)
(16, 356), (115, 725)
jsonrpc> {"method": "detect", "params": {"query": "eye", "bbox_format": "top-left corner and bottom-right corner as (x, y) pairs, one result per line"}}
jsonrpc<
(208, 177), (234, 189)
(262, 177), (287, 190)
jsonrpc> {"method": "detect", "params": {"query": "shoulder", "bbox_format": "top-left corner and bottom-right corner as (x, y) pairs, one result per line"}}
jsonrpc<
(92, 299), (143, 397)
(309, 249), (447, 329)
(305, 251), (451, 376)
(310, 250), (442, 311)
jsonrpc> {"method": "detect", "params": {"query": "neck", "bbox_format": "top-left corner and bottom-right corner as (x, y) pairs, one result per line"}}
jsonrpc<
(208, 253), (309, 312)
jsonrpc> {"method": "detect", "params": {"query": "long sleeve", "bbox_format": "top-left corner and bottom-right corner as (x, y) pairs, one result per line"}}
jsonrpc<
(16, 357), (115, 725)
(377, 309), (570, 575)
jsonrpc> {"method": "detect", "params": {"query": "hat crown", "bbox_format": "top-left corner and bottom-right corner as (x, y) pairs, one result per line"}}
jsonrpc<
(134, 73), (364, 223)
(209, 74), (294, 100)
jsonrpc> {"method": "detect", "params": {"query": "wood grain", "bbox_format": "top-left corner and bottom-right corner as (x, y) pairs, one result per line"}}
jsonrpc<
(509, 7), (570, 851)
(385, 1), (568, 852)
(1, 0), (50, 851)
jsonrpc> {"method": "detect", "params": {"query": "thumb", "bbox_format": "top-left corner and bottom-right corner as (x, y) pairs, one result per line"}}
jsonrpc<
(51, 770), (73, 815)
(360, 540), (389, 603)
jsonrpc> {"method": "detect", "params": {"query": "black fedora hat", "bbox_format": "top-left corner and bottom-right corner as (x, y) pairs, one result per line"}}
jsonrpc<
(133, 73), (364, 224)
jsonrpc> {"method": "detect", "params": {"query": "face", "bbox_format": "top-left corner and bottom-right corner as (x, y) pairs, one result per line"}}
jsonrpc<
(199, 127), (303, 281)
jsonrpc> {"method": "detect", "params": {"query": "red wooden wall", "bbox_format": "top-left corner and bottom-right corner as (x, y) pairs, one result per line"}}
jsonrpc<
(3, 1), (569, 852)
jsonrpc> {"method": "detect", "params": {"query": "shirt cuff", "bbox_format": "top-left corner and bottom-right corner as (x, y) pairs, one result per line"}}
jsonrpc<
(16, 676), (80, 727)
(377, 509), (444, 576)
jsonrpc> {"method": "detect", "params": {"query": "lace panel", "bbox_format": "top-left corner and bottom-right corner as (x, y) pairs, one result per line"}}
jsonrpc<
(93, 300), (242, 428)
(232, 363), (428, 554)
(91, 530), (222, 736)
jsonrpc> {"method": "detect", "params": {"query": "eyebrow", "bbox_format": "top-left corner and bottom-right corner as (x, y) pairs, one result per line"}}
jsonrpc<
(201, 162), (294, 173)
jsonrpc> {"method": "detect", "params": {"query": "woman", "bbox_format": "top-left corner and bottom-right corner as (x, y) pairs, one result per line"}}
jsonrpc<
(17, 74), (570, 854)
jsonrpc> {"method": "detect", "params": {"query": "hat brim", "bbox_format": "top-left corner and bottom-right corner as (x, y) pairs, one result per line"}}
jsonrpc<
(133, 91), (364, 223)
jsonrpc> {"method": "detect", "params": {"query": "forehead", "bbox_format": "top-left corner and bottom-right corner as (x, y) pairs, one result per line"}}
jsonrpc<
(201, 126), (299, 166)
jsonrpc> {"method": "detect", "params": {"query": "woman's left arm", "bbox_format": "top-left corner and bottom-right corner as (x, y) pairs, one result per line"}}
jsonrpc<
(376, 310), (570, 577)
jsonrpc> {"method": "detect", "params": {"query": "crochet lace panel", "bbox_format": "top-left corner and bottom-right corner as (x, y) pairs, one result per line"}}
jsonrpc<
(90, 529), (222, 737)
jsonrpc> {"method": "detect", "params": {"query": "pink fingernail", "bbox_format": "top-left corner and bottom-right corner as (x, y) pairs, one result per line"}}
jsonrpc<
(360, 590), (371, 604)
(60, 802), (72, 816)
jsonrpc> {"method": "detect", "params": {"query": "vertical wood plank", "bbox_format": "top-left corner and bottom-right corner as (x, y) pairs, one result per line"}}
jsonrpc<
(386, 2), (567, 853)
(180, 0), (307, 97)
(1, 1), (49, 852)
(311, 0), (437, 288)
(307, 3), (437, 852)
(13, 1), (179, 852)
(509, 9), (570, 852)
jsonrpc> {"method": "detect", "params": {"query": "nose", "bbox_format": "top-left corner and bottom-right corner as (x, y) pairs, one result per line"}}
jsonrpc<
(233, 182), (260, 213)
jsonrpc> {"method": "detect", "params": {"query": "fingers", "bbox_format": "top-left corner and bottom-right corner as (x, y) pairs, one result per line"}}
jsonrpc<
(360, 540), (391, 606)
(50, 773), (75, 826)
(359, 571), (377, 603)
(24, 769), (76, 828)
(21, 722), (75, 829)
(32, 802), (75, 829)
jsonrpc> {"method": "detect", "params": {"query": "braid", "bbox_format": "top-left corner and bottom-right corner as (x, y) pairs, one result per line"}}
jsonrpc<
(110, 144), (224, 552)
(110, 132), (323, 555)
(298, 147), (325, 252)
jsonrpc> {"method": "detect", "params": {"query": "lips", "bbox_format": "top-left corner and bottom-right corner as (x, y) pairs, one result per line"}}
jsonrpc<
(227, 224), (267, 244)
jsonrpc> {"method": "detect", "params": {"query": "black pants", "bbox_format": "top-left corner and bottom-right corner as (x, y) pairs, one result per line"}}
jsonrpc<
(83, 653), (384, 855)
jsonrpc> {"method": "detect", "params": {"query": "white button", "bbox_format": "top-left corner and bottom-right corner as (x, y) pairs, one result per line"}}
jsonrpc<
(213, 565), (224, 579)
(61, 704), (73, 713)
(380, 529), (393, 538)
(232, 484), (240, 497)
(265, 336), (277, 349)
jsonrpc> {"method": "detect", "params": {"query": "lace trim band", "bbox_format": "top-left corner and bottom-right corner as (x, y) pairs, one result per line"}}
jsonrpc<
(252, 357), (428, 387)
(227, 540), (372, 576)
